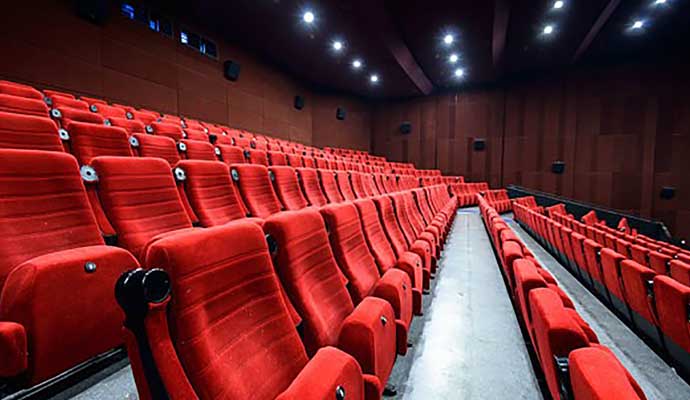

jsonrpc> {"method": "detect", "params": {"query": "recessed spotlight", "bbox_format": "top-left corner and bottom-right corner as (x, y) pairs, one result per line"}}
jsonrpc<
(443, 34), (454, 45)
(352, 59), (362, 69)
(454, 68), (464, 78)
(543, 25), (554, 35)
(333, 41), (343, 51)
(303, 11), (315, 24)
(449, 54), (459, 63)
(632, 20), (645, 29)
(370, 74), (379, 83)
(654, 0), (666, 4)
(553, 1), (564, 9)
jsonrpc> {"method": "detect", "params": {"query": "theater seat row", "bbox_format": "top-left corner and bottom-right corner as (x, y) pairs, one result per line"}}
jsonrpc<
(514, 199), (690, 382)
(479, 195), (647, 400)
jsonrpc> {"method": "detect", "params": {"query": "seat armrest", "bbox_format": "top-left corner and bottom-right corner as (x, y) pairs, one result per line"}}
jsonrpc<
(0, 321), (27, 377)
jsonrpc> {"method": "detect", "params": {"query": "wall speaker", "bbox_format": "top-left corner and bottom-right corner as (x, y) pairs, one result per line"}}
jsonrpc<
(294, 95), (305, 110)
(473, 138), (486, 151)
(223, 60), (241, 81)
(400, 122), (412, 135)
(336, 107), (346, 121)
(660, 187), (676, 200)
(551, 161), (565, 174)
(75, 0), (110, 25)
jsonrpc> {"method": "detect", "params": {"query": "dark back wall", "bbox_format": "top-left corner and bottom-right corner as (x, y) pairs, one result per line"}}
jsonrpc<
(372, 63), (690, 239)
(0, 0), (371, 150)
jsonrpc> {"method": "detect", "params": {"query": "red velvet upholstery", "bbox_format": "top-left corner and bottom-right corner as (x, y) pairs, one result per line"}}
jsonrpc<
(269, 166), (308, 211)
(245, 148), (269, 166)
(132, 134), (181, 165)
(336, 171), (356, 201)
(109, 117), (145, 134)
(92, 103), (127, 120)
(0, 149), (138, 384)
(90, 156), (193, 260)
(67, 122), (134, 164)
(319, 169), (345, 204)
(55, 107), (105, 127)
(0, 94), (49, 117)
(268, 151), (287, 166)
(0, 81), (44, 100)
(143, 222), (364, 400)
(569, 347), (647, 400)
(0, 111), (63, 151)
(151, 122), (184, 141)
(216, 144), (246, 165)
(296, 167), (328, 207)
(179, 139), (217, 161)
(264, 209), (397, 394)
(653, 276), (690, 357)
(231, 164), (283, 218)
(176, 160), (248, 226)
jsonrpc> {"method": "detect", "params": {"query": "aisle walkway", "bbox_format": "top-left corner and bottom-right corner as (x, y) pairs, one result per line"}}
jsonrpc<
(388, 209), (543, 399)
(505, 215), (690, 400)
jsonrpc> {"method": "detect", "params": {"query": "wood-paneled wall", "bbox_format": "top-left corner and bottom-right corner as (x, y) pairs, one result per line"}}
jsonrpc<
(372, 63), (690, 239)
(0, 0), (371, 150)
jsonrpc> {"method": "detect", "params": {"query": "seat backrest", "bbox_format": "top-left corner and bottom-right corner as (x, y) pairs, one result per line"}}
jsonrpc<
(336, 171), (356, 201)
(245, 148), (269, 166)
(319, 169), (344, 204)
(50, 95), (89, 111)
(0, 93), (49, 117)
(216, 144), (245, 166)
(179, 139), (217, 161)
(131, 110), (160, 125)
(150, 122), (184, 141)
(296, 168), (327, 207)
(569, 347), (646, 400)
(91, 103), (126, 120)
(529, 288), (591, 400)
(0, 81), (43, 100)
(286, 153), (303, 168)
(91, 156), (193, 260)
(55, 107), (105, 127)
(146, 221), (309, 400)
(132, 134), (181, 165)
(268, 151), (287, 166)
(0, 149), (104, 290)
(354, 199), (397, 273)
(176, 160), (247, 226)
(373, 196), (409, 258)
(653, 275), (690, 353)
(269, 166), (308, 211)
(109, 117), (145, 134)
(264, 209), (354, 355)
(67, 122), (133, 165)
(320, 202), (381, 304)
(389, 194), (416, 247)
(230, 164), (282, 218)
(0, 111), (63, 151)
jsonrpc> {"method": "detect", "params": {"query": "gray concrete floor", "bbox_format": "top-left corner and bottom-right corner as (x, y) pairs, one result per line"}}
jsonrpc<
(504, 214), (690, 400)
(387, 209), (543, 399)
(50, 209), (546, 400)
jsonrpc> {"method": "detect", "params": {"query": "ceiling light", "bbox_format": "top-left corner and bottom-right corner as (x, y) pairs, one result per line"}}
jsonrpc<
(454, 68), (464, 78)
(632, 20), (645, 29)
(553, 1), (564, 9)
(333, 41), (343, 51)
(370, 74), (379, 83)
(449, 54), (459, 63)
(443, 34), (454, 45)
(654, 0), (666, 4)
(352, 59), (362, 69)
(303, 11), (315, 24)
(543, 25), (554, 34)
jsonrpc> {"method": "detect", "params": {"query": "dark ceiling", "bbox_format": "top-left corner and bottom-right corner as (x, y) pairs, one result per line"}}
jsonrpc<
(166, 0), (690, 99)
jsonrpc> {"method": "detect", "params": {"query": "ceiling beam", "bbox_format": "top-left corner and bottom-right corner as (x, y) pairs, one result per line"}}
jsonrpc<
(492, 0), (511, 69)
(572, 0), (621, 62)
(351, 0), (434, 95)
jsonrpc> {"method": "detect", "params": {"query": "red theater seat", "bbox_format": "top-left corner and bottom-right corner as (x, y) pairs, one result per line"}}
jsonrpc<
(0, 94), (50, 117)
(569, 347), (646, 400)
(216, 143), (246, 165)
(268, 150), (288, 166)
(149, 122), (184, 141)
(264, 209), (397, 397)
(131, 134), (181, 165)
(0, 111), (64, 152)
(175, 160), (249, 226)
(297, 167), (328, 207)
(269, 166), (308, 211)
(230, 164), (283, 218)
(89, 156), (195, 260)
(0, 81), (44, 100)
(244, 148), (269, 165)
(122, 221), (366, 400)
(66, 122), (134, 164)
(319, 169), (345, 204)
(108, 117), (145, 134)
(178, 139), (217, 161)
(0, 149), (138, 385)
(320, 202), (413, 354)
(336, 171), (357, 201)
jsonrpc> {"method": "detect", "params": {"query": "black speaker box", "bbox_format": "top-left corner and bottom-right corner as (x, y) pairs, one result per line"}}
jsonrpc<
(75, 0), (110, 25)
(224, 60), (241, 81)
(551, 161), (565, 174)
(336, 107), (346, 120)
(400, 122), (412, 135)
(473, 138), (486, 151)
(660, 187), (676, 200)
(294, 95), (305, 110)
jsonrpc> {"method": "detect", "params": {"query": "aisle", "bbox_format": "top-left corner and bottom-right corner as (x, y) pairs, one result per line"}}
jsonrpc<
(388, 209), (544, 399)
(505, 215), (690, 400)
